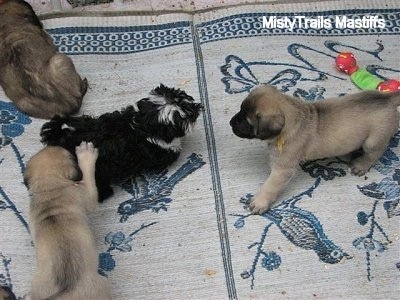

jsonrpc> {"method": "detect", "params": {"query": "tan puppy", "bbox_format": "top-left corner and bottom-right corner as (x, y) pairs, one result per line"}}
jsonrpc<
(230, 85), (400, 214)
(0, 0), (87, 119)
(24, 142), (111, 300)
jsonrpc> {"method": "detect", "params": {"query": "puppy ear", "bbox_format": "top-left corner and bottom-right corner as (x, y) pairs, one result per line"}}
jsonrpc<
(256, 114), (285, 140)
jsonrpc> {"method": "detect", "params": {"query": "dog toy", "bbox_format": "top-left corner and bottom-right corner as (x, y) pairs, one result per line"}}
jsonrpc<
(276, 135), (285, 154)
(335, 52), (400, 92)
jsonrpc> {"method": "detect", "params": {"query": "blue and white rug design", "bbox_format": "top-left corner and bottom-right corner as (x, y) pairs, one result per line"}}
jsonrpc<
(1, 0), (399, 299)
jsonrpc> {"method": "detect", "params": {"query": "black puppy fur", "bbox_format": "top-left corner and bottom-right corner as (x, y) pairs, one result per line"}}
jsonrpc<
(41, 84), (202, 201)
(0, 285), (17, 300)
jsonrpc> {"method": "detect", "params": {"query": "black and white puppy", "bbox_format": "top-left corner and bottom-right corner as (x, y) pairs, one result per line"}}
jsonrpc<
(40, 84), (202, 201)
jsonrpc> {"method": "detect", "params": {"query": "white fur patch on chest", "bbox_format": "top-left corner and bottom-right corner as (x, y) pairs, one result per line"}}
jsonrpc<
(146, 137), (182, 152)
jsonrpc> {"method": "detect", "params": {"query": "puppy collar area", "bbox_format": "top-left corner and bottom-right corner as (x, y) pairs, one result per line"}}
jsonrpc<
(276, 135), (285, 154)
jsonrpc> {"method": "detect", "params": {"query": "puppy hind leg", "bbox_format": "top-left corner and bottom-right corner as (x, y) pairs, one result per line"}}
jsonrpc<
(350, 135), (390, 176)
(70, 275), (111, 300)
(89, 275), (112, 300)
(29, 274), (58, 300)
(14, 96), (61, 119)
(95, 171), (114, 202)
(76, 142), (99, 211)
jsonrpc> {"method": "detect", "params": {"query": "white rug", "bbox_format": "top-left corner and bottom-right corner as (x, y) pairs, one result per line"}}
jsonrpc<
(1, 0), (399, 299)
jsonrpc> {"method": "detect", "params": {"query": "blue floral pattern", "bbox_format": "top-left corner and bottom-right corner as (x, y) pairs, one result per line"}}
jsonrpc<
(0, 101), (31, 233)
(260, 251), (281, 271)
(0, 101), (32, 298)
(99, 222), (157, 276)
(0, 253), (13, 291)
(233, 177), (351, 288)
(1, 6), (399, 298)
(220, 40), (400, 95)
(352, 133), (400, 281)
(0, 101), (31, 148)
(117, 153), (205, 222)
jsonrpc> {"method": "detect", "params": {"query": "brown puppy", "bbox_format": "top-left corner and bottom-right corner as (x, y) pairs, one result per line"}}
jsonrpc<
(0, 0), (87, 119)
(230, 85), (400, 214)
(24, 142), (111, 300)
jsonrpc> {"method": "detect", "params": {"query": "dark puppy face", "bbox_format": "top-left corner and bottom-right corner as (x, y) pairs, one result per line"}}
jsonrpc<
(230, 85), (285, 140)
(135, 84), (203, 143)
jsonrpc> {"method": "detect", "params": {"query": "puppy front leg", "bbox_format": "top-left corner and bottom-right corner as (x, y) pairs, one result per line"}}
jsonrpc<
(249, 167), (296, 214)
(76, 141), (99, 212)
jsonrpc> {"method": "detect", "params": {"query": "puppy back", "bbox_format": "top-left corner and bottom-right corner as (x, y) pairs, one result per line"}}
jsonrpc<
(52, 237), (82, 298)
(390, 91), (400, 106)
(31, 211), (86, 299)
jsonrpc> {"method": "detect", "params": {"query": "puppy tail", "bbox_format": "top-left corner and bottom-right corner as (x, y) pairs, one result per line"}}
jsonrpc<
(40, 116), (75, 151)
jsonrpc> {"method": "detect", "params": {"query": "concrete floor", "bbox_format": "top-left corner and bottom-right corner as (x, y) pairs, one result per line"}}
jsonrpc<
(29, 0), (276, 14)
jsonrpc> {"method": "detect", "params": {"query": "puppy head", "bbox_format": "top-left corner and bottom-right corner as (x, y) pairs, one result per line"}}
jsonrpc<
(0, 0), (42, 28)
(230, 85), (285, 140)
(134, 84), (203, 143)
(24, 146), (81, 190)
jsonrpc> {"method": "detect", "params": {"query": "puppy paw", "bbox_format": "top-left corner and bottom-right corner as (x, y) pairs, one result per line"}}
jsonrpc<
(248, 194), (271, 215)
(349, 162), (370, 176)
(76, 141), (98, 163)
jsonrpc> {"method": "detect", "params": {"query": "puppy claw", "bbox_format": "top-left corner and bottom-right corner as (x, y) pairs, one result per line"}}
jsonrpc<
(76, 141), (98, 161)
(349, 164), (369, 176)
(248, 197), (270, 215)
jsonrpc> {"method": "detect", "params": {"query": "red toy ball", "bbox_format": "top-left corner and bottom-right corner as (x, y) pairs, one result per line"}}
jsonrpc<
(378, 79), (400, 92)
(335, 51), (400, 92)
(335, 52), (358, 75)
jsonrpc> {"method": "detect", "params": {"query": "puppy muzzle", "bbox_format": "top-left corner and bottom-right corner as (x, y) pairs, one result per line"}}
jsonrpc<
(230, 114), (255, 139)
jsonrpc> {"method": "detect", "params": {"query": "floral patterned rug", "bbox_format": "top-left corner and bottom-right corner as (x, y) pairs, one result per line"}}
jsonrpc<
(1, 0), (399, 299)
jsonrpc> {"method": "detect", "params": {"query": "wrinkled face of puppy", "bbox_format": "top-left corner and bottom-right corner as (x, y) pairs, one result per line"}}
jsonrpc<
(230, 85), (285, 140)
(135, 84), (203, 142)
